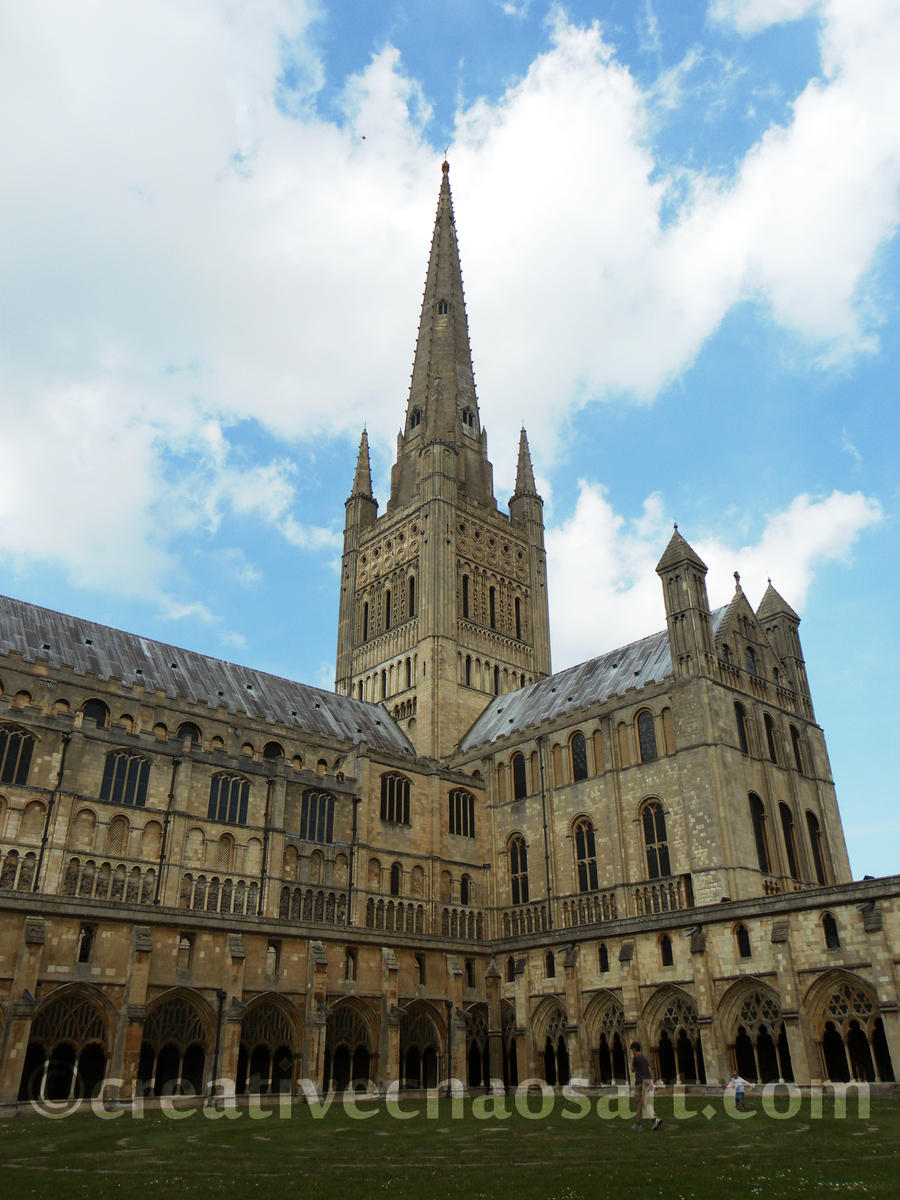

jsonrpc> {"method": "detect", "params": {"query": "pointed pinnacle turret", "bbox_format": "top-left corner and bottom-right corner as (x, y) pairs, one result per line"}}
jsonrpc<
(655, 526), (708, 575)
(757, 579), (800, 623)
(350, 429), (374, 498)
(512, 427), (538, 497)
(405, 161), (479, 441)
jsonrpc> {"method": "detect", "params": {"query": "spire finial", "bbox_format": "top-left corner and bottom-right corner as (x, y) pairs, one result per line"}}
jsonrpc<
(734, 570), (742, 593)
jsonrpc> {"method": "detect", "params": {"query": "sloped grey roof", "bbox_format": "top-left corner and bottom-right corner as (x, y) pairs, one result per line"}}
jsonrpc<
(0, 593), (413, 756)
(459, 628), (674, 752)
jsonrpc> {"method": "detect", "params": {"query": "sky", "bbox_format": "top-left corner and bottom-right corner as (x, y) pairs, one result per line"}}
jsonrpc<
(1, 0), (898, 878)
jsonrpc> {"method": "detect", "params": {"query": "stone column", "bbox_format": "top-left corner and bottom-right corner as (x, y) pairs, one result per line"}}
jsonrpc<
(485, 959), (504, 1087)
(113, 925), (153, 1101)
(0, 915), (45, 1112)
(215, 933), (247, 1090)
(379, 948), (400, 1090)
(301, 941), (329, 1091)
(561, 945), (586, 1081)
(445, 955), (467, 1084)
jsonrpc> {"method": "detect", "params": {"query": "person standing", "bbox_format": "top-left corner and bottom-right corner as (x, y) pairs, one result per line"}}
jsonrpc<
(630, 1041), (662, 1131)
(726, 1072), (750, 1111)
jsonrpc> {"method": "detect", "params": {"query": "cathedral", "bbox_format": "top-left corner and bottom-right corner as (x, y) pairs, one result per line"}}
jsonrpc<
(0, 163), (897, 1111)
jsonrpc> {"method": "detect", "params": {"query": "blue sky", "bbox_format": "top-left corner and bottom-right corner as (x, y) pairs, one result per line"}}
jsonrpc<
(1, 0), (898, 876)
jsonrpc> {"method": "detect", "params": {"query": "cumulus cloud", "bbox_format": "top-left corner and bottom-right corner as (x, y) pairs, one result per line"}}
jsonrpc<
(710, 0), (820, 35)
(0, 0), (898, 609)
(547, 483), (883, 668)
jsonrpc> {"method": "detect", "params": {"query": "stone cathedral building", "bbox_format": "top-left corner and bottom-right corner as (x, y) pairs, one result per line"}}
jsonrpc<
(0, 163), (897, 1111)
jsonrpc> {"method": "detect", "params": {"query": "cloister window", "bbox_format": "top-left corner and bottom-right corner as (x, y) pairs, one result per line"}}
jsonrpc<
(0, 723), (35, 786)
(641, 801), (670, 879)
(100, 750), (150, 808)
(823, 912), (841, 950)
(790, 725), (804, 773)
(300, 790), (335, 843)
(659, 934), (674, 967)
(764, 714), (778, 763)
(574, 818), (599, 892)
(380, 773), (411, 825)
(509, 835), (529, 904)
(735, 702), (749, 755)
(735, 924), (752, 958)
(749, 793), (770, 874)
(806, 810), (826, 884)
(570, 732), (588, 782)
(637, 711), (658, 763)
(511, 753), (527, 800)
(207, 772), (250, 825)
(449, 789), (475, 837)
(780, 803), (799, 880)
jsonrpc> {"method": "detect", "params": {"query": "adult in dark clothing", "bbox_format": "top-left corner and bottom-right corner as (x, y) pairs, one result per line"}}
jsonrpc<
(630, 1041), (661, 1130)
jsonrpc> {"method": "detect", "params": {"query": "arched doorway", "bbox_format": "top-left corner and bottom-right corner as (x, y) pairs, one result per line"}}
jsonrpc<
(399, 1003), (443, 1089)
(323, 1001), (376, 1092)
(720, 983), (793, 1083)
(137, 991), (213, 1096)
(532, 1000), (570, 1087)
(237, 996), (300, 1094)
(806, 973), (895, 1083)
(643, 988), (706, 1084)
(17, 987), (111, 1103)
(584, 992), (628, 1085)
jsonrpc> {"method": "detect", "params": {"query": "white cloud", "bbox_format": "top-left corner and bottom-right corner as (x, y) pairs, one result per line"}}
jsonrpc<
(547, 483), (883, 669)
(710, 0), (820, 35)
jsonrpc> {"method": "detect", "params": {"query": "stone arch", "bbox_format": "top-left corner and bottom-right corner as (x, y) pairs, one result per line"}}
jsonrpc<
(583, 989), (628, 1084)
(237, 992), (302, 1095)
(17, 983), (116, 1102)
(531, 995), (570, 1086)
(137, 987), (217, 1097)
(718, 977), (792, 1083)
(642, 985), (706, 1084)
(399, 1000), (444, 1089)
(323, 998), (378, 1092)
(463, 1001), (490, 1089)
(804, 970), (895, 1083)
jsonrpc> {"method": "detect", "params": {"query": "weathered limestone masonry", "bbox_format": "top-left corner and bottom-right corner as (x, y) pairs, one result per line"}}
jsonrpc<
(0, 163), (897, 1112)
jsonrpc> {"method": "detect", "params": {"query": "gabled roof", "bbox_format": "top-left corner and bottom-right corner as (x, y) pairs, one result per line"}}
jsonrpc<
(0, 594), (413, 756)
(459, 628), (674, 752)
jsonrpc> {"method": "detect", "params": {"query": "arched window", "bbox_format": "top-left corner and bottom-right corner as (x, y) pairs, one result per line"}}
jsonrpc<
(405, 657), (412, 688)
(385, 589), (392, 630)
(734, 702), (749, 755)
(362, 602), (369, 641)
(545, 951), (555, 978)
(410, 407), (422, 428)
(0, 723), (35, 786)
(461, 406), (474, 429)
(208, 773), (250, 825)
(637, 711), (657, 763)
(779, 803), (799, 880)
(509, 835), (528, 904)
(81, 699), (109, 729)
(460, 873), (471, 906)
(574, 818), (598, 892)
(464, 655), (472, 686)
(598, 943), (609, 973)
(749, 793), (770, 874)
(449, 789), (475, 838)
(493, 665), (500, 694)
(764, 714), (778, 763)
(790, 726), (804, 773)
(390, 863), (401, 896)
(177, 723), (202, 745)
(489, 586), (496, 629)
(641, 801), (670, 879)
(100, 750), (150, 808)
(380, 773), (411, 825)
(745, 646), (758, 675)
(570, 732), (588, 782)
(437, 299), (448, 315)
(511, 753), (527, 800)
(408, 576), (416, 618)
(506, 956), (516, 983)
(806, 810), (826, 884)
(823, 912), (840, 950)
(659, 934), (674, 967)
(300, 790), (335, 843)
(515, 597), (522, 639)
(345, 948), (357, 981)
(465, 959), (474, 988)
(735, 924), (752, 958)
(461, 574), (469, 619)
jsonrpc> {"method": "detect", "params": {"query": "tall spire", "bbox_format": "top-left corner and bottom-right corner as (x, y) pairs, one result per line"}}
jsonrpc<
(350, 429), (373, 499)
(512, 427), (538, 497)
(405, 160), (479, 441)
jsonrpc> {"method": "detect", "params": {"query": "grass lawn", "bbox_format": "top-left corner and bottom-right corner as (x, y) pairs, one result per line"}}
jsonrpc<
(0, 1092), (896, 1199)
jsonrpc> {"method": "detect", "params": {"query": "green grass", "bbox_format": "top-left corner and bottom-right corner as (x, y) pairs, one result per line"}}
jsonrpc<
(0, 1094), (897, 1199)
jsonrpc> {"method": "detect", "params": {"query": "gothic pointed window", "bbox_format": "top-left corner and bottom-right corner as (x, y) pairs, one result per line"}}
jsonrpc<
(380, 773), (411, 825)
(598, 943), (609, 973)
(780, 803), (799, 880)
(823, 912), (840, 950)
(745, 645), (758, 675)
(545, 951), (555, 978)
(449, 789), (475, 838)
(385, 589), (392, 630)
(511, 753), (527, 800)
(437, 299), (448, 315)
(362, 602), (369, 641)
(806, 810), (826, 884)
(100, 750), (150, 808)
(637, 711), (657, 763)
(509, 835), (528, 905)
(764, 714), (778, 763)
(489, 586), (496, 629)
(735, 924), (752, 958)
(408, 576), (416, 619)
(749, 793), (770, 874)
(790, 725), (804, 773)
(0, 723), (35, 786)
(461, 407), (475, 431)
(461, 574), (469, 619)
(208, 772), (250, 826)
(641, 801), (670, 879)
(390, 863), (401, 896)
(515, 597), (522, 639)
(659, 934), (673, 967)
(460, 873), (471, 906)
(574, 818), (598, 892)
(735, 702), (749, 755)
(300, 790), (335, 843)
(410, 407), (422, 428)
(570, 732), (588, 782)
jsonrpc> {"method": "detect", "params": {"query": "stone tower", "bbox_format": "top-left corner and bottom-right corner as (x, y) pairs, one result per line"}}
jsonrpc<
(335, 162), (552, 757)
